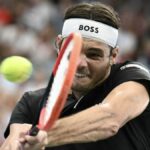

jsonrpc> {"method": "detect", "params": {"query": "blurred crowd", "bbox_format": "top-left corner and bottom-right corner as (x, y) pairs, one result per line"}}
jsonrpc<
(0, 0), (150, 145)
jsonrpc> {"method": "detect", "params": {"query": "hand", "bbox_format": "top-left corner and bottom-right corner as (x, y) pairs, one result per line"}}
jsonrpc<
(20, 130), (48, 150)
(0, 138), (22, 150)
(0, 123), (32, 150)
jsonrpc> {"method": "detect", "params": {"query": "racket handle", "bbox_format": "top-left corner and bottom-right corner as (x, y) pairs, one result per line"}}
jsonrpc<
(29, 126), (39, 136)
(20, 126), (39, 147)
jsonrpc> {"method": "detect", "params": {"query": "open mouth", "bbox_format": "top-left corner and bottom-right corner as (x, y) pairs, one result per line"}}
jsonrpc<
(75, 73), (89, 78)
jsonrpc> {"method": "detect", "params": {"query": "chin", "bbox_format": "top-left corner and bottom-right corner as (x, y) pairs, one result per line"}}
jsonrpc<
(72, 82), (93, 93)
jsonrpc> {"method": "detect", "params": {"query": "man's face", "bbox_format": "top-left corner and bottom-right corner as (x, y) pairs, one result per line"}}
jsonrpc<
(71, 38), (113, 94)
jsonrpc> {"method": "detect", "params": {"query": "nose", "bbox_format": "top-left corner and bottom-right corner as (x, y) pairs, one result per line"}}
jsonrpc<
(77, 54), (88, 67)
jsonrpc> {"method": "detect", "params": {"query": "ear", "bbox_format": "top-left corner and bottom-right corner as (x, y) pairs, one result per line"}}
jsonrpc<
(55, 34), (63, 52)
(110, 46), (119, 65)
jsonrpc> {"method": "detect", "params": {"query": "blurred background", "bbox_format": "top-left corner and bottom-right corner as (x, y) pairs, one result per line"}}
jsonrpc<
(0, 0), (150, 145)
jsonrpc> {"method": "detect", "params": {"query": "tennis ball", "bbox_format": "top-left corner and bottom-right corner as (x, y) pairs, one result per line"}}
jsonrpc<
(0, 56), (33, 83)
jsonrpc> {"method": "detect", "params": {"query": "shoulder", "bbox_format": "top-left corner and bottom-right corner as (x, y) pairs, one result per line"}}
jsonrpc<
(18, 88), (46, 107)
(26, 88), (46, 99)
(107, 61), (150, 94)
(4, 88), (46, 138)
(119, 61), (149, 73)
(111, 61), (150, 80)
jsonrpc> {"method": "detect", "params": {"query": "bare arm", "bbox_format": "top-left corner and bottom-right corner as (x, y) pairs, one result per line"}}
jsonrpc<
(46, 81), (149, 147)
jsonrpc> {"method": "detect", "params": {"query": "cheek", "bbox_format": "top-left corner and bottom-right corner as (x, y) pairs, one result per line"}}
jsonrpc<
(90, 60), (110, 79)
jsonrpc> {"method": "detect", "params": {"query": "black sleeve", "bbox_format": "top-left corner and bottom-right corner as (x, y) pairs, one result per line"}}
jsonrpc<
(111, 61), (150, 94)
(4, 89), (45, 138)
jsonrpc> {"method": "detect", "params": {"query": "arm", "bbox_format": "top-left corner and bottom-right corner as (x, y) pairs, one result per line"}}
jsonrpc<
(45, 81), (149, 146)
(0, 90), (41, 150)
(21, 81), (149, 148)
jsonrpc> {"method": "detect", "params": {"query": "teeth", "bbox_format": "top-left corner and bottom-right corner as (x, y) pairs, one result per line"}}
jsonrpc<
(75, 73), (87, 78)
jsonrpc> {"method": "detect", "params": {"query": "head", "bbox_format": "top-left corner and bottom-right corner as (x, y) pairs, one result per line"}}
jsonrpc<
(56, 2), (120, 98)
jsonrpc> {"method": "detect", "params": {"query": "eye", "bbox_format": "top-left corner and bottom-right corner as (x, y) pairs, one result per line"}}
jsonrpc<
(86, 52), (104, 60)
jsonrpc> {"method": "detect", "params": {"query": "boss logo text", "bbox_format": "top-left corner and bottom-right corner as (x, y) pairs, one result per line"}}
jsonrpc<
(79, 25), (99, 33)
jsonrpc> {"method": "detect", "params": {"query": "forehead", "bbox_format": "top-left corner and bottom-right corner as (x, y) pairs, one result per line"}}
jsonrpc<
(61, 36), (110, 53)
(82, 37), (110, 52)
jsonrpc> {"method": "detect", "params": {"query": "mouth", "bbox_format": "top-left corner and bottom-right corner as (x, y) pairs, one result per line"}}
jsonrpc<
(75, 73), (89, 78)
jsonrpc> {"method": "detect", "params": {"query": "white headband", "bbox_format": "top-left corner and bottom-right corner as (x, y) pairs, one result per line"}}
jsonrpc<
(62, 18), (118, 48)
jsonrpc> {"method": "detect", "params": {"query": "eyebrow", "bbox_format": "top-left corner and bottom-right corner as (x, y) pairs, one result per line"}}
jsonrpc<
(87, 47), (104, 55)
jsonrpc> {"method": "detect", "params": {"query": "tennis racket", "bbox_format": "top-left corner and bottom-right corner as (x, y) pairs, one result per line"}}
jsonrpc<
(29, 32), (82, 135)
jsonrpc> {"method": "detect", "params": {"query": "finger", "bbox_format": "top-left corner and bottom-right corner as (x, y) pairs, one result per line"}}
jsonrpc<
(38, 130), (48, 144)
(24, 135), (37, 145)
(25, 131), (47, 144)
(23, 142), (45, 150)
(23, 143), (31, 150)
(19, 137), (26, 143)
(41, 146), (46, 150)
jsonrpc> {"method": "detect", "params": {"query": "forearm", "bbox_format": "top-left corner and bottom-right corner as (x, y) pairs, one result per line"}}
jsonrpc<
(47, 104), (119, 147)
(46, 81), (149, 147)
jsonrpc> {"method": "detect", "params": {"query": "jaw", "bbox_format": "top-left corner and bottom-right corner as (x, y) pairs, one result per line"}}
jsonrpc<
(71, 75), (92, 96)
(72, 68), (111, 98)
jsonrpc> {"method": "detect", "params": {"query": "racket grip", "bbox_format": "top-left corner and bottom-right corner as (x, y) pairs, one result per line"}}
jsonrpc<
(29, 126), (39, 136)
(20, 126), (39, 146)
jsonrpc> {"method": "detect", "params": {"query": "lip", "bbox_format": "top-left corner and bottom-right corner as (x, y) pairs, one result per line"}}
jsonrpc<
(75, 73), (89, 78)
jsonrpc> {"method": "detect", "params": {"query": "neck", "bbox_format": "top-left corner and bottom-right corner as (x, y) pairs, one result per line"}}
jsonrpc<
(73, 91), (86, 100)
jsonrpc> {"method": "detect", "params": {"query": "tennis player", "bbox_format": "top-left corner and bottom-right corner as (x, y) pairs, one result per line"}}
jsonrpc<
(1, 2), (150, 150)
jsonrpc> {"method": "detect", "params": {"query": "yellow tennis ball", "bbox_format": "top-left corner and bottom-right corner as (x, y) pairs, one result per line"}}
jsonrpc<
(0, 56), (33, 83)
